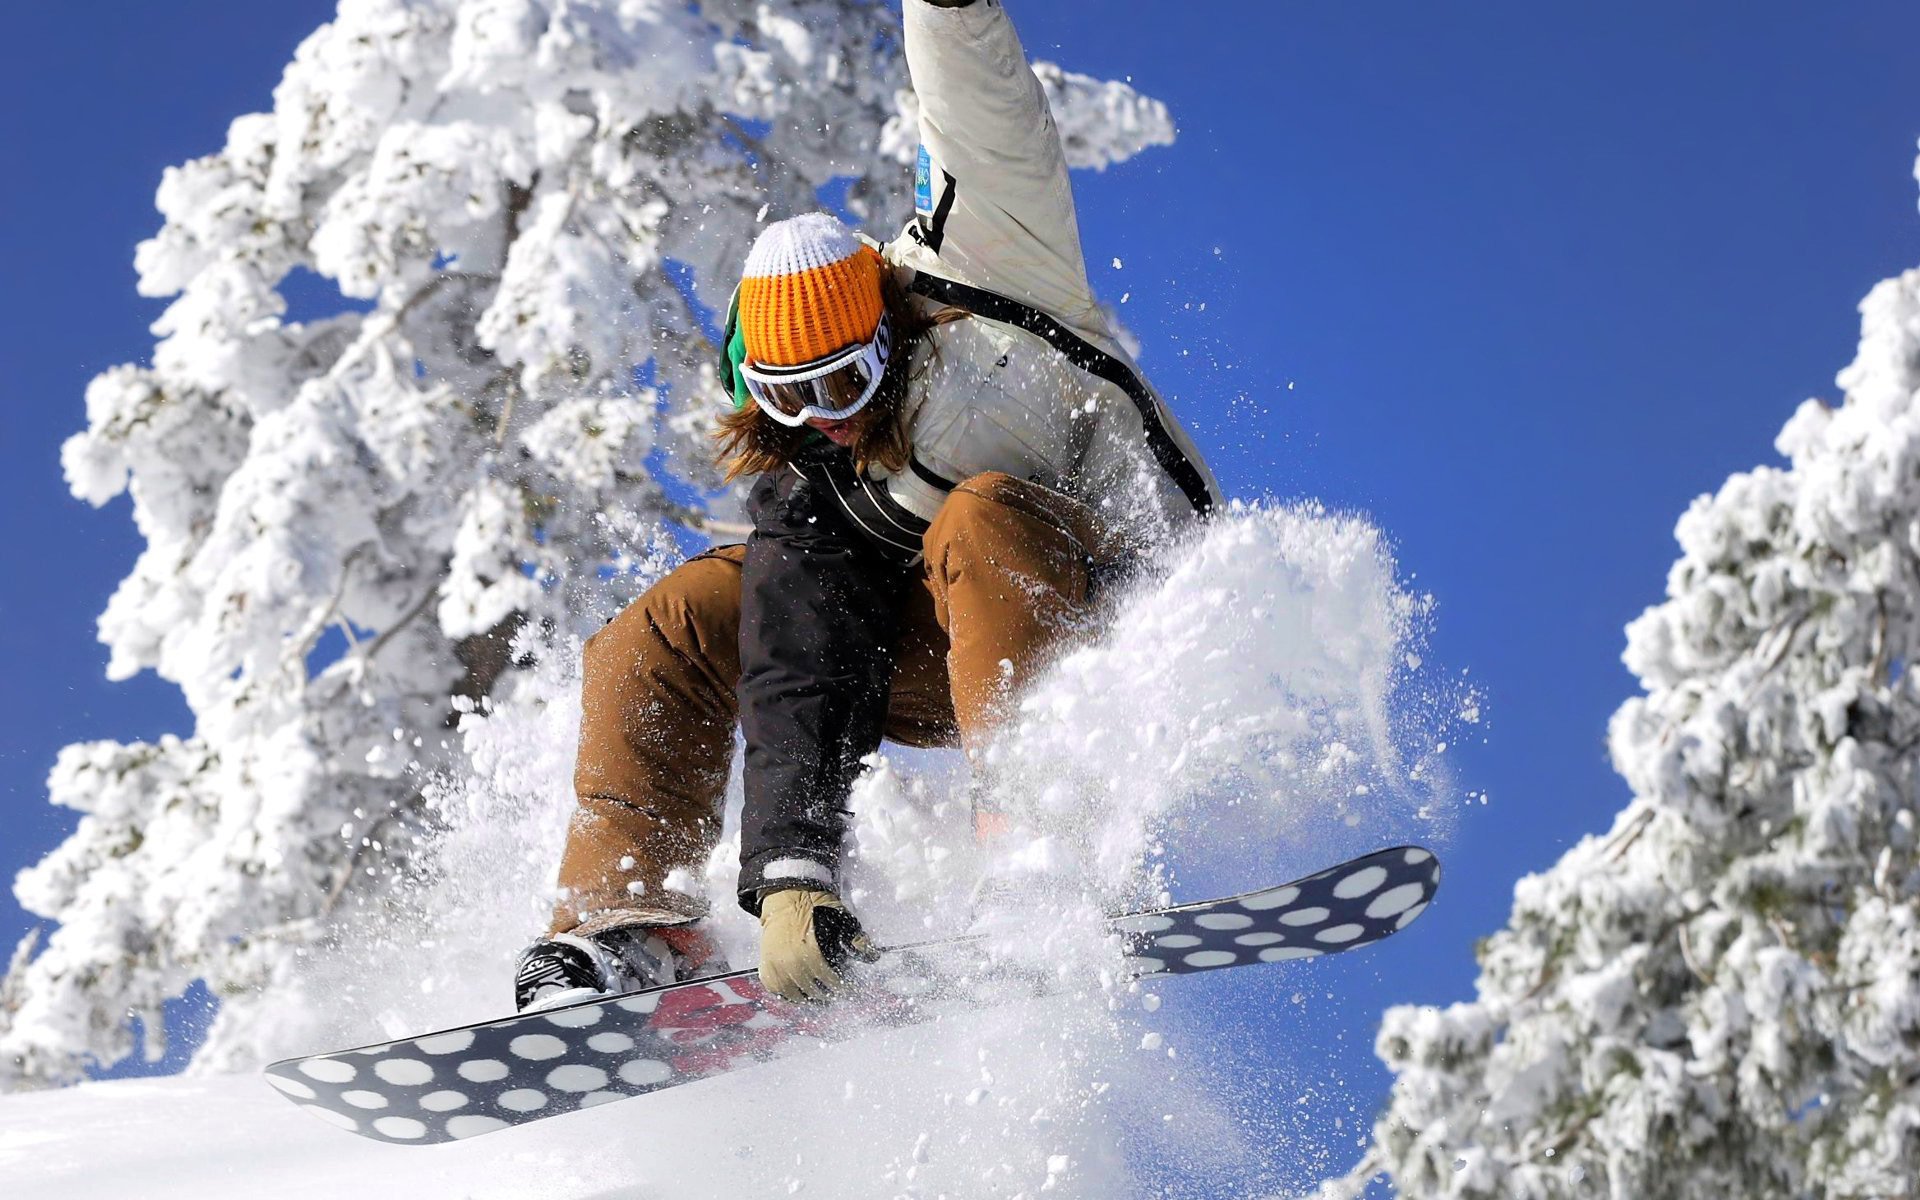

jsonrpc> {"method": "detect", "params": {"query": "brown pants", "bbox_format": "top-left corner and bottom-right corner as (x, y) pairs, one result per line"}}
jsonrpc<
(550, 472), (1108, 937)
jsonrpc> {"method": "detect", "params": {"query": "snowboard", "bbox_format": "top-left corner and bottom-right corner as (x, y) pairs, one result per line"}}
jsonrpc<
(265, 844), (1439, 1145)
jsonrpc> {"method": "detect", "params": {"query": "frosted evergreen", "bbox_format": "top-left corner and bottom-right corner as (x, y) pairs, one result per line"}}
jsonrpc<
(1328, 153), (1920, 1197)
(1, 0), (1173, 1088)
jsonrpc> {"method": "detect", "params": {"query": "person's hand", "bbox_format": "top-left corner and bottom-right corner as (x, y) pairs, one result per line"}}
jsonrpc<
(757, 888), (881, 1002)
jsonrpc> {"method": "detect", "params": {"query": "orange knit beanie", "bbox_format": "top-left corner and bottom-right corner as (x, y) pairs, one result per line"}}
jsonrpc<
(737, 213), (886, 367)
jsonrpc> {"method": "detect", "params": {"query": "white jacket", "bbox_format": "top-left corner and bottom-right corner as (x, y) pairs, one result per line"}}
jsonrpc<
(859, 0), (1220, 552)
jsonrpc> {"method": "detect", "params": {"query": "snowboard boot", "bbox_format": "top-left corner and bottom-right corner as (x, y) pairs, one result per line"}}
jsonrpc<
(513, 924), (719, 1013)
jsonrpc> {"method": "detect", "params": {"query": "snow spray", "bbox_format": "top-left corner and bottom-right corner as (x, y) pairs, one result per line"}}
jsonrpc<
(258, 502), (1463, 1198)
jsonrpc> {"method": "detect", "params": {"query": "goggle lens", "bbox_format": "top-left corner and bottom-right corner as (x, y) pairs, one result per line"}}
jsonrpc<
(751, 355), (879, 420)
(740, 316), (892, 427)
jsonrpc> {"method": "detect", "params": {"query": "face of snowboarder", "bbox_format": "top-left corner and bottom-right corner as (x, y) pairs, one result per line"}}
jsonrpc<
(806, 415), (860, 446)
(738, 313), (893, 429)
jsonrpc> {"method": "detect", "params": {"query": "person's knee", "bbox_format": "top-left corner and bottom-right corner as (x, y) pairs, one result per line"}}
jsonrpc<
(926, 472), (1088, 560)
(583, 553), (742, 679)
(582, 602), (649, 684)
(951, 470), (1024, 506)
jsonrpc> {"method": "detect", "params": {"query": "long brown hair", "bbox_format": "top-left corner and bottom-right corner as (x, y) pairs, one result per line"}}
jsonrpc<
(714, 272), (966, 482)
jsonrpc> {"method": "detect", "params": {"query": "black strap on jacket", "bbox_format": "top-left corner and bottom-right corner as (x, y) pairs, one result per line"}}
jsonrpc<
(909, 169), (959, 254)
(908, 455), (958, 493)
(906, 271), (1216, 518)
(792, 452), (929, 566)
(801, 273), (1216, 565)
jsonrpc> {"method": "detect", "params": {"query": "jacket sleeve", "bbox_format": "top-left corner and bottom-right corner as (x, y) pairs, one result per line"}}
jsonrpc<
(735, 463), (907, 913)
(903, 0), (1096, 325)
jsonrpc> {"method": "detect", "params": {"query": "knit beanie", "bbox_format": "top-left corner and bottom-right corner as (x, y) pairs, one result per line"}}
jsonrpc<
(737, 212), (886, 367)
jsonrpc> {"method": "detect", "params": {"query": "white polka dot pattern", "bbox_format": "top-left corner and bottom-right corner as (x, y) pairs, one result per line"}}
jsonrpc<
(297, 1059), (355, 1084)
(261, 972), (861, 1146)
(508, 1034), (567, 1061)
(445, 1115), (508, 1140)
(265, 845), (1438, 1145)
(374, 1059), (433, 1086)
(413, 1031), (474, 1056)
(1117, 844), (1441, 979)
(1238, 886), (1299, 911)
(1367, 883), (1426, 919)
(456, 1059), (508, 1083)
(617, 1058), (672, 1086)
(1332, 866), (1389, 899)
(546, 1065), (608, 1092)
(1194, 914), (1253, 931)
(1258, 946), (1323, 962)
(1183, 950), (1238, 969)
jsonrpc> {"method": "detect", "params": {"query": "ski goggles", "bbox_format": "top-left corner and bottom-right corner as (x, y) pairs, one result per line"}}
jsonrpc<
(736, 314), (893, 427)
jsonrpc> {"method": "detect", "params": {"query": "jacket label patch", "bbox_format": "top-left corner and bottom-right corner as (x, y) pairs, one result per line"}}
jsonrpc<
(915, 144), (934, 215)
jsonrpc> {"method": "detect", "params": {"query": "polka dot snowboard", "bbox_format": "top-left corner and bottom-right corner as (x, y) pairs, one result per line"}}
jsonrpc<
(264, 845), (1438, 1144)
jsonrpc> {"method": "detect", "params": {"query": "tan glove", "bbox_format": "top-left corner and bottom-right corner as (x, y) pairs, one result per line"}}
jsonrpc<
(758, 888), (880, 1002)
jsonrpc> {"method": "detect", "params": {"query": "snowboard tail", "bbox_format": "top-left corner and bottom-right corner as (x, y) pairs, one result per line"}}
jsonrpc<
(265, 845), (1439, 1144)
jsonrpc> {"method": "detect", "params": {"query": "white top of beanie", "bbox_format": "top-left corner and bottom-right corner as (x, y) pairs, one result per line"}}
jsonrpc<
(742, 211), (862, 279)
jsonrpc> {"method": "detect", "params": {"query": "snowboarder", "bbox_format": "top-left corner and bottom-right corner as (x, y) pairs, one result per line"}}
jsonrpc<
(514, 0), (1219, 1011)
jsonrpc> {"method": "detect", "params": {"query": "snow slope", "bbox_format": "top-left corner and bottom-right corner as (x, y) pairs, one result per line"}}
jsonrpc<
(0, 1072), (608, 1200)
(1, 1050), (1012, 1199)
(0, 997), (1223, 1200)
(4, 504), (1463, 1198)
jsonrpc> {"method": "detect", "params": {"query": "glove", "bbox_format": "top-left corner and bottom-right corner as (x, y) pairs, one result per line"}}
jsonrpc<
(758, 888), (881, 1002)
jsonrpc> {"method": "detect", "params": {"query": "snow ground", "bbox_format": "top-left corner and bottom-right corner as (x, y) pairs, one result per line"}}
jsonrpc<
(2, 504), (1460, 1198)
(0, 1023), (1007, 1200)
(0, 1072), (616, 1200)
(0, 999), (1174, 1200)
(1, 1069), (849, 1199)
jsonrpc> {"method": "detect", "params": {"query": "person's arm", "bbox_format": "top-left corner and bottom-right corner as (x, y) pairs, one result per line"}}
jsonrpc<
(903, 0), (1095, 324)
(735, 459), (907, 912)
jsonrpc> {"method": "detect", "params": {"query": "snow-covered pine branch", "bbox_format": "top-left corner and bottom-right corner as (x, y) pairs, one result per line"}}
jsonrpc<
(1326, 153), (1920, 1198)
(1, 0), (1172, 1088)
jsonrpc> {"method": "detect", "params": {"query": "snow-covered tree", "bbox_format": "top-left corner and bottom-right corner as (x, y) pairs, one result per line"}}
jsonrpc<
(1330, 160), (1920, 1198)
(2, 0), (1172, 1088)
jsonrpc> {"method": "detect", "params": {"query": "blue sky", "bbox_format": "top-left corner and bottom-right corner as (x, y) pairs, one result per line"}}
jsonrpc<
(4, 0), (1919, 1186)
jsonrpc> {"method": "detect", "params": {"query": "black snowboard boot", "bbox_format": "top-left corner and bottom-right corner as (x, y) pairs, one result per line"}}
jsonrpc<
(513, 925), (712, 1013)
